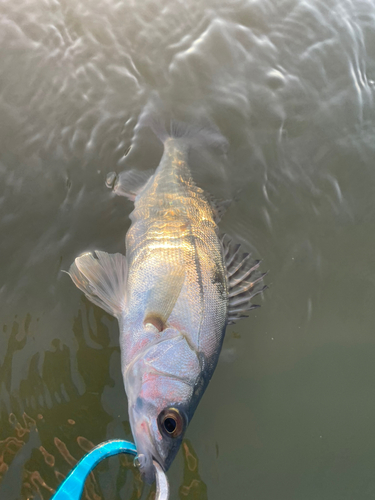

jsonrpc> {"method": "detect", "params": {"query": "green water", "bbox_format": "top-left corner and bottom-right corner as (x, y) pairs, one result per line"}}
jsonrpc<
(1, 0), (375, 498)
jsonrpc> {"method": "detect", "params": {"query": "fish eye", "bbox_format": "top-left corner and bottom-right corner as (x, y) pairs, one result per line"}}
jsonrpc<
(158, 408), (184, 438)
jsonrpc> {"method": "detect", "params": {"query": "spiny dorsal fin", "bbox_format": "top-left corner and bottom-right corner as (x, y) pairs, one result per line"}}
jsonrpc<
(207, 193), (232, 224)
(221, 234), (267, 325)
(67, 251), (128, 318)
(106, 169), (154, 201)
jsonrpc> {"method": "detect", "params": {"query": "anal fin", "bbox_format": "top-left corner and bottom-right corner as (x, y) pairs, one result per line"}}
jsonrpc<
(67, 251), (127, 318)
(221, 234), (267, 325)
(106, 169), (154, 201)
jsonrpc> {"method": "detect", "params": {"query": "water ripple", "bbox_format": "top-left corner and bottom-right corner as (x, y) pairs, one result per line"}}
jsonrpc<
(1, 0), (375, 496)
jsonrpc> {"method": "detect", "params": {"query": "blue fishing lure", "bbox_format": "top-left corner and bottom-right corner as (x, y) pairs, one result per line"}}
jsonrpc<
(51, 440), (137, 500)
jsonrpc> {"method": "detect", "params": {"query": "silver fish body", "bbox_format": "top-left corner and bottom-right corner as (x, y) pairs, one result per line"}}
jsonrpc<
(121, 138), (227, 480)
(68, 125), (265, 483)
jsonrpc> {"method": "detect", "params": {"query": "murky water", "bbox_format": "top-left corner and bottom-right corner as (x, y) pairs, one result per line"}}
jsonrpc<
(1, 0), (375, 498)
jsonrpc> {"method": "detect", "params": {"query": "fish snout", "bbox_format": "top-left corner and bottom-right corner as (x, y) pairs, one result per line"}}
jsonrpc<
(129, 406), (163, 484)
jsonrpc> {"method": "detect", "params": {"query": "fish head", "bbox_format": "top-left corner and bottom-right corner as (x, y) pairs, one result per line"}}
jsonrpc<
(124, 329), (201, 483)
(128, 376), (190, 483)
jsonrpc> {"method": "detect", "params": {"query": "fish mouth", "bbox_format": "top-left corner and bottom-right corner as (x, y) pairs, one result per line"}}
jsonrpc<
(135, 453), (162, 484)
(130, 411), (165, 483)
(136, 447), (165, 484)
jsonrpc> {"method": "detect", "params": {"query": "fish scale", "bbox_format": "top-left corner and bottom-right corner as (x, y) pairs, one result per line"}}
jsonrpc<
(67, 120), (265, 484)
(126, 141), (223, 362)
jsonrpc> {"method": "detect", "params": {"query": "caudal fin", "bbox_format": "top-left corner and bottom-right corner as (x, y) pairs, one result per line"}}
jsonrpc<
(136, 94), (228, 154)
(134, 94), (231, 199)
(149, 118), (229, 156)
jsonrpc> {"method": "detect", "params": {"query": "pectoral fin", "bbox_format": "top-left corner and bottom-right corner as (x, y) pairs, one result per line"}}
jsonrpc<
(67, 251), (127, 318)
(144, 268), (185, 331)
(106, 169), (154, 201)
(221, 234), (267, 325)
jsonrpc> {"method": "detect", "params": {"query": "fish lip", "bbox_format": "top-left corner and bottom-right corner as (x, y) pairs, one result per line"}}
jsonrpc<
(151, 454), (165, 473)
(151, 442), (166, 470)
(137, 447), (164, 484)
(145, 433), (165, 475)
(130, 408), (165, 481)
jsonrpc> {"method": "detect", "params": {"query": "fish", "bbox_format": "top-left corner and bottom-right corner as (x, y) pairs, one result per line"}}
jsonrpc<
(67, 119), (266, 483)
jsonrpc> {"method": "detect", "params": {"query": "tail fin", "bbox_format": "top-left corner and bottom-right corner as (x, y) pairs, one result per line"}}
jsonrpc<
(169, 120), (228, 154)
(136, 94), (228, 155)
(134, 94), (231, 199)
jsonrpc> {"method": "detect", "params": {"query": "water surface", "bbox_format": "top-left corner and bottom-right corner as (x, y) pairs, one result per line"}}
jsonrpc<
(1, 0), (375, 498)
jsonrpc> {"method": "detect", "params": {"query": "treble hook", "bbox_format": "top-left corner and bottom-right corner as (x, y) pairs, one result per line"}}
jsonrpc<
(51, 439), (169, 500)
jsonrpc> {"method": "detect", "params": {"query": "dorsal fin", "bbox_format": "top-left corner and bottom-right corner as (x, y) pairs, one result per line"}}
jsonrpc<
(221, 234), (267, 325)
(206, 193), (232, 224)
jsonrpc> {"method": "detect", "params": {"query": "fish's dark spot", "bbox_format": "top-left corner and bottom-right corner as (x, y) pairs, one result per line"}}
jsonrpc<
(135, 397), (144, 411)
(211, 264), (226, 298)
(211, 269), (222, 285)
